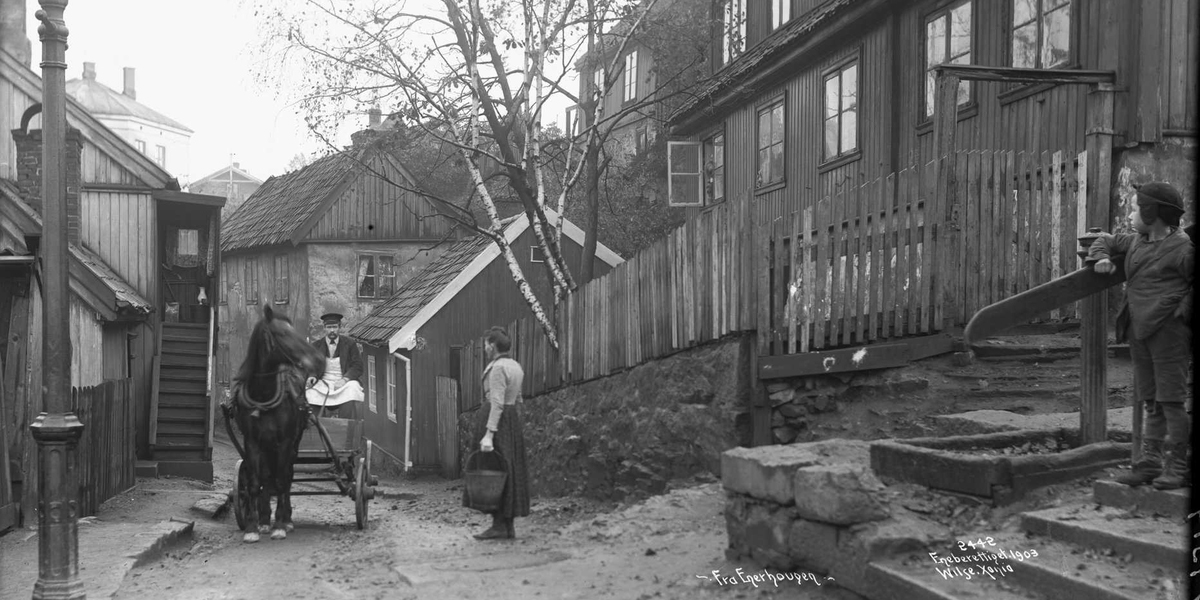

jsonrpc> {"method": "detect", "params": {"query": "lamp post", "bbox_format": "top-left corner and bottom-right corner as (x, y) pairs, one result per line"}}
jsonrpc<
(29, 1), (86, 599)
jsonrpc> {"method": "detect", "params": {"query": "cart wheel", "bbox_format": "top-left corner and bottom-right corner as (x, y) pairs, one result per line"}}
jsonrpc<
(233, 459), (248, 532)
(354, 456), (369, 530)
(365, 440), (377, 486)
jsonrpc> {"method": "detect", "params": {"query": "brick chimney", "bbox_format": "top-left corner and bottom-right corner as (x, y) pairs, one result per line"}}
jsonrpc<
(368, 107), (381, 128)
(12, 126), (85, 245)
(0, 0), (31, 67)
(123, 67), (136, 99)
(83, 61), (96, 79)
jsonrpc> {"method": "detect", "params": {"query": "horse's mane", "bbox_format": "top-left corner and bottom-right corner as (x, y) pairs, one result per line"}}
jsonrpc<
(233, 312), (295, 384)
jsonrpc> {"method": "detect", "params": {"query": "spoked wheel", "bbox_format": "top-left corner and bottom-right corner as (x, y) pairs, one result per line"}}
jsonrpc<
(354, 441), (374, 530)
(233, 459), (248, 532)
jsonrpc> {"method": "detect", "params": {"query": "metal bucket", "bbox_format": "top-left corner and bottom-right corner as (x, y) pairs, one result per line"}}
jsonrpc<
(463, 450), (508, 513)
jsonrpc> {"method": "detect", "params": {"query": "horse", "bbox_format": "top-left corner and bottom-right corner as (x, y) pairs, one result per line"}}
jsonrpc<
(228, 304), (325, 543)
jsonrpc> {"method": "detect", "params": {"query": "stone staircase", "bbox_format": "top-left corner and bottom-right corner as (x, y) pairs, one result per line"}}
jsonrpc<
(149, 321), (213, 482)
(866, 480), (1190, 600)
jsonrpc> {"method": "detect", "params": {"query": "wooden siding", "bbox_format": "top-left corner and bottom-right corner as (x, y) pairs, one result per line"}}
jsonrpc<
(403, 230), (613, 469)
(70, 297), (104, 387)
(0, 74), (39, 182)
(359, 345), (409, 467)
(1131, 0), (1198, 137)
(219, 247), (311, 381)
(79, 191), (157, 299)
(306, 155), (456, 242)
(102, 323), (130, 380)
(81, 143), (143, 186)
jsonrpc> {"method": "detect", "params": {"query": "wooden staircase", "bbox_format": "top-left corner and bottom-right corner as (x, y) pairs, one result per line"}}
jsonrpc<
(150, 321), (213, 482)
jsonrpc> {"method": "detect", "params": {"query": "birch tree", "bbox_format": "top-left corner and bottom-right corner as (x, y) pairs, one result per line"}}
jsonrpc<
(251, 0), (709, 349)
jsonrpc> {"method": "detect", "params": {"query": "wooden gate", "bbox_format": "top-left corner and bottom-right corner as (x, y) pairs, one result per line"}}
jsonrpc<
(435, 376), (460, 478)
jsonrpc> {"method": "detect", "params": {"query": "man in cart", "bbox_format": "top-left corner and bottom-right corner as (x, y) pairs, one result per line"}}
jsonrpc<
(305, 311), (365, 418)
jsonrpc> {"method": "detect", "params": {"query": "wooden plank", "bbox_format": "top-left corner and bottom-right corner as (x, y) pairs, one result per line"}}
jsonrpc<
(915, 161), (931, 334)
(931, 73), (959, 331)
(989, 150), (1003, 307)
(771, 218), (784, 356)
(1050, 150), (1064, 321)
(882, 174), (898, 338)
(846, 182), (861, 346)
(756, 214), (771, 356)
(1014, 152), (1029, 295)
(934, 64), (1115, 84)
(813, 198), (829, 350)
(860, 179), (874, 343)
(829, 184), (845, 347)
(787, 210), (800, 354)
(965, 151), (980, 321)
(800, 207), (814, 353)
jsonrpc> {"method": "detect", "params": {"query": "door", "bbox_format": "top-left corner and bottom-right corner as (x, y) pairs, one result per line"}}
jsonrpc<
(435, 376), (459, 478)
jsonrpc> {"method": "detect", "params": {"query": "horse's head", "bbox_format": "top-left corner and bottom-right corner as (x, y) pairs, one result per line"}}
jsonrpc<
(247, 304), (325, 379)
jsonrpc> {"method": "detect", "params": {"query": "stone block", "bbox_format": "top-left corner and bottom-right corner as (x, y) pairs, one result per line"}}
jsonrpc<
(742, 503), (797, 569)
(779, 402), (807, 419)
(793, 464), (890, 525)
(721, 445), (823, 504)
(787, 518), (841, 573)
(846, 510), (953, 561)
(769, 387), (796, 406)
(772, 426), (798, 444)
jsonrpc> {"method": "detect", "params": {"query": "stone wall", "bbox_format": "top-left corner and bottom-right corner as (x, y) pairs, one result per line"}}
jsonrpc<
(464, 334), (755, 501)
(764, 368), (931, 445)
(1114, 137), (1197, 233)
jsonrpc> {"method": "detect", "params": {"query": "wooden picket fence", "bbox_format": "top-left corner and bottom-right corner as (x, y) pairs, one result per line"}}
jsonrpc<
(71, 379), (136, 516)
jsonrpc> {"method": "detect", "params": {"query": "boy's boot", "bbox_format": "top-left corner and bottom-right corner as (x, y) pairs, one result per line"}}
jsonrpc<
(504, 517), (515, 539)
(1115, 439), (1163, 486)
(1152, 443), (1190, 490)
(474, 513), (508, 540)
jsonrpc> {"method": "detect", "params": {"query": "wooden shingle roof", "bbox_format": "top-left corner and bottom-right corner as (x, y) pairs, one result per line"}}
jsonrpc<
(220, 150), (364, 253)
(349, 233), (495, 344)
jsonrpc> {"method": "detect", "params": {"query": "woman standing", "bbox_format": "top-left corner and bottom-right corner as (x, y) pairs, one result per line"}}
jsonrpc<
(467, 326), (530, 539)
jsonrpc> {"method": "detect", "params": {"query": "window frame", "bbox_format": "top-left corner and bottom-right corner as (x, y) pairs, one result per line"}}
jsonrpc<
(135, 139), (146, 154)
(1009, 0), (1072, 71)
(820, 56), (861, 166)
(386, 355), (398, 422)
(243, 257), (258, 305)
(155, 145), (167, 167)
(356, 253), (396, 300)
(623, 51), (639, 104)
(666, 140), (704, 207)
(722, 0), (747, 65)
(273, 253), (289, 304)
(529, 245), (546, 263)
(771, 0), (791, 31)
(703, 130), (726, 205)
(755, 93), (787, 192)
(367, 355), (377, 413)
(921, 0), (975, 121)
(218, 259), (228, 305)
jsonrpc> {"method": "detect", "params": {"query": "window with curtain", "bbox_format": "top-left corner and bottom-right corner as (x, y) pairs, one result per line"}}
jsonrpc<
(243, 258), (258, 305)
(756, 99), (785, 188)
(623, 51), (639, 103)
(387, 356), (398, 422)
(367, 355), (377, 413)
(823, 62), (859, 160)
(357, 254), (395, 299)
(925, 1), (973, 117)
(704, 132), (725, 204)
(723, 0), (746, 64)
(273, 254), (289, 303)
(1012, 0), (1070, 69)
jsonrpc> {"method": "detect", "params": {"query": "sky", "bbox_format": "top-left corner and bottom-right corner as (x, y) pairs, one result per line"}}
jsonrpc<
(23, 0), (577, 187)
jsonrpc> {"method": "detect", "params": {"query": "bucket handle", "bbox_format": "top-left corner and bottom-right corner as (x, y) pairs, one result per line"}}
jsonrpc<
(465, 449), (508, 471)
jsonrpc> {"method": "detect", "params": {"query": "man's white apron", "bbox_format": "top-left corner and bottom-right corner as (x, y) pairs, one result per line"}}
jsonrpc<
(305, 341), (364, 407)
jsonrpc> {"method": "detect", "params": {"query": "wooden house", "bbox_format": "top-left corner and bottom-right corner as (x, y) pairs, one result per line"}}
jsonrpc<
(189, 161), (264, 219)
(0, 46), (225, 528)
(217, 128), (462, 388)
(347, 210), (621, 475)
(663, 0), (1195, 364)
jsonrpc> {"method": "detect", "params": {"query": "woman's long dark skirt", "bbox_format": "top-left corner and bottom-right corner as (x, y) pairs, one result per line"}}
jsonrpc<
(463, 403), (530, 517)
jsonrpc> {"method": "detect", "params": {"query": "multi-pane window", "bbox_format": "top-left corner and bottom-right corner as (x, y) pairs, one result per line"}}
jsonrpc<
(135, 140), (146, 154)
(219, 260), (228, 305)
(772, 0), (790, 30)
(667, 142), (703, 207)
(704, 133), (725, 204)
(723, 0), (746, 64)
(623, 51), (638, 103)
(243, 258), (258, 305)
(823, 62), (858, 160)
(273, 254), (289, 303)
(367, 355), (377, 413)
(155, 145), (167, 167)
(357, 254), (395, 299)
(177, 229), (198, 256)
(634, 126), (648, 154)
(756, 100), (785, 188)
(925, 1), (972, 117)
(1012, 0), (1070, 69)
(386, 356), (398, 422)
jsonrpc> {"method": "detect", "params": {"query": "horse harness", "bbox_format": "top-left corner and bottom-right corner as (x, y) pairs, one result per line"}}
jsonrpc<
(226, 364), (310, 418)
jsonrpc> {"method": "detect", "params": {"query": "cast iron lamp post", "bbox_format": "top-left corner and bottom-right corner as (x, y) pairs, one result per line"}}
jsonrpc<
(29, 1), (86, 598)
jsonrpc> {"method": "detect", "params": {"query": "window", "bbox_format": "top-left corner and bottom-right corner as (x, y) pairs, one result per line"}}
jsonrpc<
(273, 254), (289, 303)
(667, 141), (703, 207)
(243, 258), (258, 305)
(623, 51), (638, 103)
(135, 140), (146, 154)
(177, 229), (198, 256)
(823, 61), (858, 160)
(704, 133), (725, 204)
(772, 0), (790, 30)
(925, 1), (972, 117)
(756, 99), (785, 188)
(386, 356), (398, 422)
(357, 254), (395, 299)
(367, 355), (377, 413)
(155, 145), (167, 166)
(530, 245), (546, 263)
(723, 0), (746, 64)
(219, 260), (228, 305)
(1012, 0), (1070, 69)
(634, 126), (648, 154)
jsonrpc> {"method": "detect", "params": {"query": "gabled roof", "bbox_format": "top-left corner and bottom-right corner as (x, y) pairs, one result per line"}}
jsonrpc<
(669, 0), (866, 132)
(220, 150), (364, 253)
(347, 209), (623, 352)
(67, 76), (193, 133)
(0, 179), (152, 319)
(0, 49), (176, 190)
(191, 164), (264, 187)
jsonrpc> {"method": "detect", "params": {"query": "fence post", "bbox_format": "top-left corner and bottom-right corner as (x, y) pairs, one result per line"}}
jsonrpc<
(931, 69), (961, 330)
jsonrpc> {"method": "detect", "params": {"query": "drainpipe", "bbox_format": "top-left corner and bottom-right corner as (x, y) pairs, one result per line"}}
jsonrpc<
(393, 352), (412, 471)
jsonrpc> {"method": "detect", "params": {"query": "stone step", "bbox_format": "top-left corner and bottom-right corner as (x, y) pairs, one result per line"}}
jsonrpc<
(1092, 479), (1190, 520)
(866, 556), (1040, 600)
(977, 531), (1187, 600)
(1019, 505), (1188, 572)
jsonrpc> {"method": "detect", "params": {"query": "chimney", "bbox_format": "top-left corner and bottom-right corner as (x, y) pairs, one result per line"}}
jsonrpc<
(368, 107), (382, 128)
(123, 67), (135, 99)
(12, 125), (85, 245)
(83, 61), (96, 79)
(232, 161), (239, 169)
(0, 0), (31, 66)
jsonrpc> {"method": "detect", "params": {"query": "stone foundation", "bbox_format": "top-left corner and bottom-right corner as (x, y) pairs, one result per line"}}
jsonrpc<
(721, 439), (952, 599)
(764, 369), (930, 444)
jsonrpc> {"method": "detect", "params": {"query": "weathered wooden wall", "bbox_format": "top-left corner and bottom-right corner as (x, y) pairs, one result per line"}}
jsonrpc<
(69, 296), (104, 387)
(79, 190), (157, 298)
(306, 154), (456, 242)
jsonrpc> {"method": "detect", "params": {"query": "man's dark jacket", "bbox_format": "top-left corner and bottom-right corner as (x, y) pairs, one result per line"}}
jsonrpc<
(313, 336), (364, 383)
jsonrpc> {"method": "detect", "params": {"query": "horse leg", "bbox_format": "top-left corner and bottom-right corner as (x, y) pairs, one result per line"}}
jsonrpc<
(242, 444), (264, 543)
(271, 452), (295, 539)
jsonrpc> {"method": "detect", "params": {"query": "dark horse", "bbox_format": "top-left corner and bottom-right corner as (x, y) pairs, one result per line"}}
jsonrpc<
(229, 305), (325, 543)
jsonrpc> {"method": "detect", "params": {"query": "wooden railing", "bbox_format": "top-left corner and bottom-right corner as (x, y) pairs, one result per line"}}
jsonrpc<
(71, 379), (136, 516)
